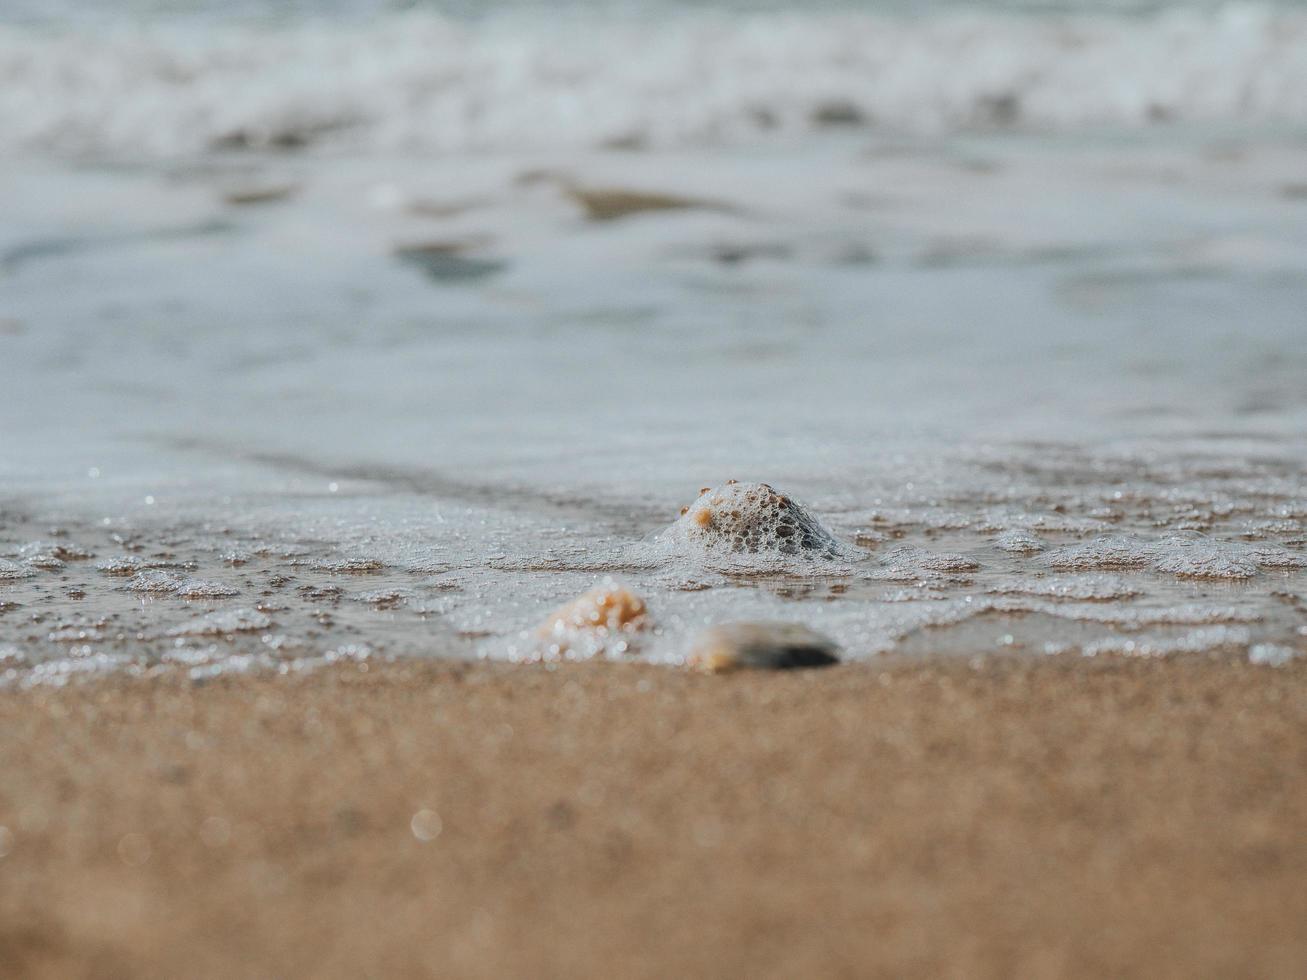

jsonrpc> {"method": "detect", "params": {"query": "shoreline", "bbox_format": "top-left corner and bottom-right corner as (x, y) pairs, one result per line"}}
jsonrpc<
(3, 656), (1305, 978)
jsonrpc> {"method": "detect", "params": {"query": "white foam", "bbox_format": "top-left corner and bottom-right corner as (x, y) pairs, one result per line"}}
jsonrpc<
(350, 588), (411, 606)
(989, 573), (1141, 601)
(1043, 533), (1306, 579)
(312, 557), (387, 573)
(18, 539), (92, 561)
(174, 579), (240, 599)
(21, 651), (138, 687)
(1249, 643), (1303, 666)
(994, 529), (1045, 554)
(1044, 536), (1156, 571)
(187, 652), (277, 682)
(0, 558), (32, 580)
(4, 5), (1307, 159)
(882, 546), (980, 573)
(47, 624), (106, 642)
(96, 555), (145, 575)
(1244, 546), (1307, 570)
(169, 607), (272, 636)
(127, 570), (187, 593)
(1034, 601), (1260, 627)
(125, 570), (237, 596)
(1150, 547), (1258, 579)
(1082, 625), (1251, 658)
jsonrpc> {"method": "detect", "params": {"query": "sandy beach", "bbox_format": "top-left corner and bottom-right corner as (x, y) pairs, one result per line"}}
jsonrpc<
(2, 656), (1305, 979)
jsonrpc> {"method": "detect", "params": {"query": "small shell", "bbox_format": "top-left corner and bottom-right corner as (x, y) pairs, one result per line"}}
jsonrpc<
(515, 579), (650, 663)
(538, 581), (647, 637)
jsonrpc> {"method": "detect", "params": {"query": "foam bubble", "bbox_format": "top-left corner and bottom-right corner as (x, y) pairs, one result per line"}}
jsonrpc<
(125, 571), (237, 597)
(1043, 533), (1304, 580)
(350, 588), (411, 607)
(994, 529), (1045, 554)
(96, 556), (145, 575)
(1082, 625), (1252, 659)
(882, 546), (980, 573)
(1244, 546), (1307, 570)
(1035, 602), (1260, 628)
(188, 653), (277, 682)
(1044, 536), (1156, 571)
(1249, 643), (1303, 667)
(47, 624), (106, 642)
(0, 558), (32, 581)
(1150, 548), (1257, 580)
(0, 645), (28, 666)
(127, 570), (187, 593)
(17, 540), (93, 564)
(168, 608), (272, 636)
(989, 574), (1141, 601)
(174, 579), (240, 599)
(22, 652), (137, 688)
(312, 557), (387, 573)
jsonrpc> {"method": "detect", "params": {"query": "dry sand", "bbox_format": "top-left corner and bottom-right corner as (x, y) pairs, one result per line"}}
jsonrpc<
(2, 656), (1305, 979)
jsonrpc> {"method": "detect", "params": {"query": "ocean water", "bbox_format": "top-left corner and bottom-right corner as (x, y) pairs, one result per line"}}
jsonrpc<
(2, 0), (1306, 683)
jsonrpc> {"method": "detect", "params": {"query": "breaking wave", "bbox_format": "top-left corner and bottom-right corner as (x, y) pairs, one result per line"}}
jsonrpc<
(3, 3), (1306, 158)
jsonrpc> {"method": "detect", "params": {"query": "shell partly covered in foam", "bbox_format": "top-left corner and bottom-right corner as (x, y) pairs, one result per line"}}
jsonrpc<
(654, 481), (848, 560)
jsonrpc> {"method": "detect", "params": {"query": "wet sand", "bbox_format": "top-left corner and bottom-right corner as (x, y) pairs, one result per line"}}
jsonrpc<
(2, 657), (1306, 978)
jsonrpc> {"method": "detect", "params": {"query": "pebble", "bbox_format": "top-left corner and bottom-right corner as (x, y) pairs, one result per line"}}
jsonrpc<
(687, 622), (840, 673)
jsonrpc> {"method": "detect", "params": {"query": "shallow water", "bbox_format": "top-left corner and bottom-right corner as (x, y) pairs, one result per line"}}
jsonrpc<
(2, 2), (1307, 683)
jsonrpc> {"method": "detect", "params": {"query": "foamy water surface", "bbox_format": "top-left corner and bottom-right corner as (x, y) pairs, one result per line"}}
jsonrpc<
(2, 1), (1306, 683)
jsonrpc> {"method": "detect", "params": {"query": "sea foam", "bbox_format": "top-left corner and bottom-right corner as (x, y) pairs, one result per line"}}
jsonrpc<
(3, 5), (1306, 159)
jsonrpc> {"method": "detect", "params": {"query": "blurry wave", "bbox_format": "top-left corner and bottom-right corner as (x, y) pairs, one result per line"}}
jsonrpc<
(3, 4), (1305, 158)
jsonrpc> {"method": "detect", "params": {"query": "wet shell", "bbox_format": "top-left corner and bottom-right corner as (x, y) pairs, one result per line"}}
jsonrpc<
(518, 579), (649, 663)
(687, 622), (840, 673)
